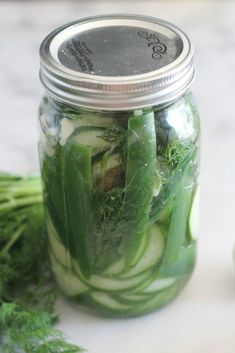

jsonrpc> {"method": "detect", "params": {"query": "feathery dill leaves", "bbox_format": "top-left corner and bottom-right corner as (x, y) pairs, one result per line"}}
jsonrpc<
(162, 142), (191, 169)
(0, 173), (83, 353)
(92, 187), (124, 232)
(0, 302), (83, 353)
(91, 187), (125, 272)
(97, 126), (127, 165)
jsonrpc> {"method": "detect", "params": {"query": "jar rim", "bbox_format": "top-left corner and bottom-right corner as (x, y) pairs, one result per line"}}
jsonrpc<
(39, 14), (195, 111)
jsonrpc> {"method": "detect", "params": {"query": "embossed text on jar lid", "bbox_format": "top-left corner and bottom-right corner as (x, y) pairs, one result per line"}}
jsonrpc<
(40, 14), (195, 110)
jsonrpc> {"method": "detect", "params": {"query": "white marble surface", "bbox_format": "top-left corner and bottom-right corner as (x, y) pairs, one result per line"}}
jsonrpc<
(1, 1), (235, 352)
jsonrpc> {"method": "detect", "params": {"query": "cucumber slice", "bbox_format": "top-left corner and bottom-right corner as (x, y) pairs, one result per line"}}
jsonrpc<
(48, 217), (153, 293)
(104, 228), (148, 276)
(88, 272), (150, 292)
(73, 129), (110, 156)
(59, 116), (117, 147)
(115, 292), (151, 304)
(72, 260), (153, 293)
(48, 217), (90, 295)
(83, 277), (187, 317)
(142, 277), (176, 294)
(189, 188), (199, 240)
(47, 214), (71, 267)
(104, 257), (125, 276)
(50, 252), (90, 296)
(60, 118), (77, 146)
(129, 277), (186, 315)
(120, 224), (164, 278)
(89, 292), (130, 311)
(102, 223), (163, 277)
(80, 291), (136, 317)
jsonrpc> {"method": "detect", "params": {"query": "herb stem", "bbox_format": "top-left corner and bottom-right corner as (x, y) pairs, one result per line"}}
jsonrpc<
(0, 224), (27, 256)
(0, 196), (43, 212)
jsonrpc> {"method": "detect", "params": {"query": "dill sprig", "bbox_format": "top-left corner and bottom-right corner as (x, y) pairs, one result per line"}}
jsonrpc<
(97, 126), (127, 165)
(91, 187), (125, 272)
(162, 141), (191, 169)
(0, 173), (83, 353)
(0, 302), (83, 353)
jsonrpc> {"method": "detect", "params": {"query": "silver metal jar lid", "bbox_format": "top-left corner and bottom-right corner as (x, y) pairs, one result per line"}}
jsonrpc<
(40, 14), (195, 110)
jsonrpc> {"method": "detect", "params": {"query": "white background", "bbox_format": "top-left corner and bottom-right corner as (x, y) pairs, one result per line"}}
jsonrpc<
(1, 1), (235, 352)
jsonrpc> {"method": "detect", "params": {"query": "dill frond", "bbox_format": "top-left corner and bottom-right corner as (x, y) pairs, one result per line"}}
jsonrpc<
(162, 142), (191, 169)
(0, 174), (84, 353)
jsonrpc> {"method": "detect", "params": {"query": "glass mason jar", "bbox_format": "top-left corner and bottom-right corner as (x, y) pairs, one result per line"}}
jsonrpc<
(39, 15), (200, 317)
